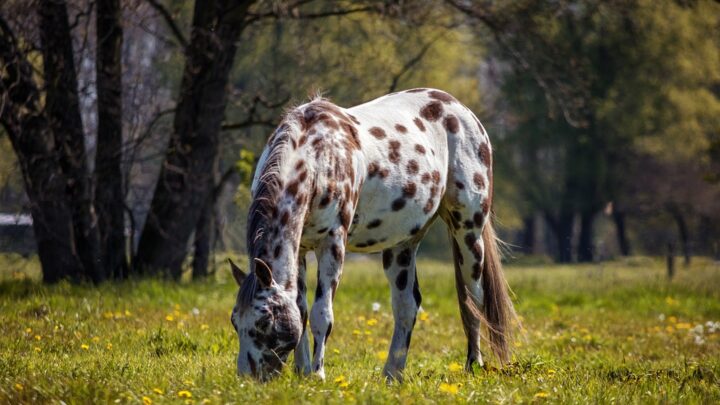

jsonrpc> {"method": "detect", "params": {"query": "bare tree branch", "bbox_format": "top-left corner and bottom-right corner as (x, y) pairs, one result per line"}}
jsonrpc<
(145, 0), (188, 49)
(445, 0), (587, 127)
(245, 2), (377, 25)
(388, 31), (446, 93)
(221, 93), (290, 131)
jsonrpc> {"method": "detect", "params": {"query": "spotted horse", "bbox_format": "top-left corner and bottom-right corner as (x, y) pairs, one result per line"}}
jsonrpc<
(228, 88), (517, 381)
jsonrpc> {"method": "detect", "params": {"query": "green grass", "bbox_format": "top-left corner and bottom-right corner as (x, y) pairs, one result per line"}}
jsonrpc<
(1, 255), (719, 404)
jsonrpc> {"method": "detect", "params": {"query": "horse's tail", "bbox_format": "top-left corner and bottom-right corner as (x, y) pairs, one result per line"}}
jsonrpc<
(481, 220), (517, 364)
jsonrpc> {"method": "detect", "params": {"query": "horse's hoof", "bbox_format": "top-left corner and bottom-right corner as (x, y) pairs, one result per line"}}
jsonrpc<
(382, 368), (404, 384)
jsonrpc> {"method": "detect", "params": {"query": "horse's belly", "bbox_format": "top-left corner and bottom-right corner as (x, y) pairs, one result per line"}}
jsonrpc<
(345, 177), (440, 253)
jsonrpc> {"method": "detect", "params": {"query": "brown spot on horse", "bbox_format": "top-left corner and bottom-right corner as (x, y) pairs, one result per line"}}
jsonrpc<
(402, 182), (417, 198)
(420, 101), (443, 122)
(479, 143), (491, 165)
(428, 90), (457, 103)
(473, 173), (485, 190)
(389, 140), (401, 164)
(443, 115), (459, 133)
(369, 127), (387, 139)
(406, 160), (419, 175)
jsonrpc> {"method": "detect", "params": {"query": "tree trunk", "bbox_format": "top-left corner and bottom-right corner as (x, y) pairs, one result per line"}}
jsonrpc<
(667, 204), (690, 266)
(0, 18), (84, 282)
(96, 0), (128, 279)
(612, 210), (631, 256)
(134, 1), (253, 279)
(546, 211), (574, 263)
(521, 215), (535, 254)
(577, 210), (595, 262)
(191, 195), (215, 279)
(39, 0), (104, 282)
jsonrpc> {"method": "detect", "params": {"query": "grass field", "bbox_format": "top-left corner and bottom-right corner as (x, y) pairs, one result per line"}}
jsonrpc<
(1, 254), (719, 404)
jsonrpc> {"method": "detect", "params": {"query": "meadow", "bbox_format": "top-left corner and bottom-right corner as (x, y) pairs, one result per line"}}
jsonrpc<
(1, 254), (719, 404)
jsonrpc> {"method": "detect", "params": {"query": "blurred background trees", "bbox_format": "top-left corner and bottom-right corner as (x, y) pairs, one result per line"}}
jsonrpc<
(1, 0), (718, 282)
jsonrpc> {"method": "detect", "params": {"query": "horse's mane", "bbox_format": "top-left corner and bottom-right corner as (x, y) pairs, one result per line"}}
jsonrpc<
(240, 109), (305, 306)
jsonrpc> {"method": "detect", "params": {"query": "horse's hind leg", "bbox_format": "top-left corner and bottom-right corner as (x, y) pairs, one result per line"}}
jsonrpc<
(442, 206), (489, 371)
(381, 243), (422, 381)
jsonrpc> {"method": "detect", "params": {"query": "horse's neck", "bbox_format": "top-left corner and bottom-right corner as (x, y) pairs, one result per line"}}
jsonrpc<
(262, 156), (309, 291)
(265, 201), (305, 290)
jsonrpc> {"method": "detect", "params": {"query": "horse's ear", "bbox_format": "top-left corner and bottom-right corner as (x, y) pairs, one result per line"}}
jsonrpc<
(253, 258), (273, 288)
(228, 258), (247, 286)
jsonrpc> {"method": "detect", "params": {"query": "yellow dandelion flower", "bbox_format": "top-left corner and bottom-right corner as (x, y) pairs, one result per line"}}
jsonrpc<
(668, 316), (677, 324)
(352, 329), (361, 335)
(547, 369), (556, 376)
(142, 396), (153, 405)
(534, 391), (550, 398)
(665, 326), (675, 333)
(34, 346), (41, 353)
(81, 343), (90, 350)
(376, 351), (388, 361)
(200, 324), (209, 330)
(339, 381), (350, 389)
(152, 388), (164, 395)
(92, 336), (100, 343)
(419, 312), (429, 322)
(34, 335), (41, 341)
(178, 390), (192, 398)
(448, 362), (463, 372)
(333, 349), (340, 354)
(106, 343), (113, 350)
(103, 312), (114, 319)
(125, 310), (132, 316)
(366, 318), (378, 326)
(583, 334), (593, 341)
(439, 382), (460, 394)
(364, 330), (371, 335)
(14, 383), (23, 391)
(165, 315), (174, 322)
(334, 375), (346, 383)
(25, 328), (32, 334)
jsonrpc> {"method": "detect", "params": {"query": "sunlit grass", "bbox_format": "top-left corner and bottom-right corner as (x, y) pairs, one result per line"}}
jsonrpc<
(1, 255), (719, 403)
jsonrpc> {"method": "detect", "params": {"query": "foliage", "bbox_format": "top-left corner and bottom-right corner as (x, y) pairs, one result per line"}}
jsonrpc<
(1, 255), (719, 403)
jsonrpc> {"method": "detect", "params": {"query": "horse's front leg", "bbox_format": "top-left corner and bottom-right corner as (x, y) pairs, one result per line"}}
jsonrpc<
(309, 231), (345, 380)
(294, 253), (312, 375)
(381, 243), (421, 382)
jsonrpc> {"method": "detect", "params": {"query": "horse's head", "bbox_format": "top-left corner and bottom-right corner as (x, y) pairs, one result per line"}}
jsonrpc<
(228, 258), (302, 380)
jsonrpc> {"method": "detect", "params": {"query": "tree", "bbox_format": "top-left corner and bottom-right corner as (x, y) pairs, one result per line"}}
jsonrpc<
(96, 0), (128, 278)
(1, 1), (107, 282)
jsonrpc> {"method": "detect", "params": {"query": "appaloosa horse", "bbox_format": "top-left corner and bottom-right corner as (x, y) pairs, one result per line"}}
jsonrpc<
(228, 88), (516, 381)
